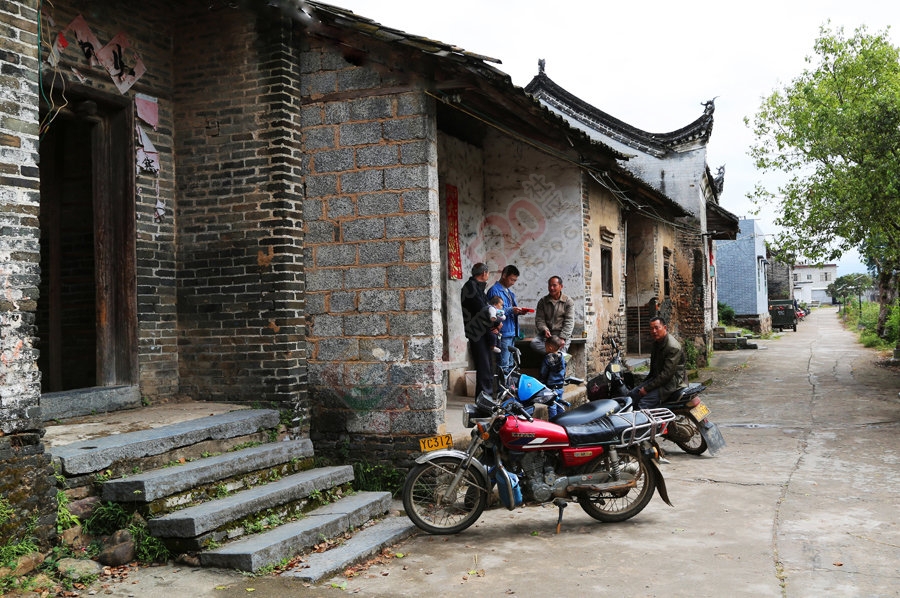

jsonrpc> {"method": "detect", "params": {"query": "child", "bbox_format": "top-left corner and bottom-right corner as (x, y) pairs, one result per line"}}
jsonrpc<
(540, 335), (566, 418)
(487, 295), (506, 353)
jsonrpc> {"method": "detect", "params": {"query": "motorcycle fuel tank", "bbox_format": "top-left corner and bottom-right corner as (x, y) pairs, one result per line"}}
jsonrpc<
(498, 415), (569, 450)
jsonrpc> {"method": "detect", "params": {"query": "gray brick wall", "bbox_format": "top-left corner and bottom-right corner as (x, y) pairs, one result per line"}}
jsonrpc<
(172, 6), (307, 419)
(301, 36), (444, 461)
(0, 0), (57, 550)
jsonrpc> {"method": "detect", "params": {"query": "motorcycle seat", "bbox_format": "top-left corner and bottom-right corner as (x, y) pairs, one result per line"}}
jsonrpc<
(663, 383), (706, 405)
(552, 396), (631, 427)
(565, 410), (654, 447)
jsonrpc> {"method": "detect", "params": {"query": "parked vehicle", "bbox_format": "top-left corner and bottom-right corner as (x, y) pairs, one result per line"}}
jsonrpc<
(586, 337), (724, 456)
(656, 383), (724, 455)
(769, 299), (798, 331)
(403, 393), (676, 534)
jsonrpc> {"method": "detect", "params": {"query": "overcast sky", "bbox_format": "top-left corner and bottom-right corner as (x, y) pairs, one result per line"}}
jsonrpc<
(327, 0), (900, 275)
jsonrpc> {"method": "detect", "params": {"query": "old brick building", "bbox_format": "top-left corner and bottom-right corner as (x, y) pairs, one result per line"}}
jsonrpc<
(1, 0), (711, 548)
(525, 67), (739, 363)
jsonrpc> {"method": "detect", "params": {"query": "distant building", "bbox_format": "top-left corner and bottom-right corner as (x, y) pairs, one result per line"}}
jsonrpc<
(793, 264), (838, 304)
(715, 220), (770, 332)
(766, 250), (794, 301)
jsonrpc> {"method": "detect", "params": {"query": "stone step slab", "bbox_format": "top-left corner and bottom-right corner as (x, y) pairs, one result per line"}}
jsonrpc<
(200, 491), (392, 572)
(50, 409), (280, 476)
(148, 465), (354, 539)
(101, 438), (315, 503)
(283, 515), (416, 583)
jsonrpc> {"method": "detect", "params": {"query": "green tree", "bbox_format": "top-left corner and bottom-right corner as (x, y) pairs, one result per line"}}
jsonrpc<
(827, 273), (873, 310)
(747, 23), (900, 346)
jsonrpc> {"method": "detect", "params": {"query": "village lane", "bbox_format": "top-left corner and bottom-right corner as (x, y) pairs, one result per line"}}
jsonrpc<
(99, 306), (900, 598)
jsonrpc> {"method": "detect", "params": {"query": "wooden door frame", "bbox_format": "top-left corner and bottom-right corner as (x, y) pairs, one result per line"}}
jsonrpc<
(40, 86), (138, 389)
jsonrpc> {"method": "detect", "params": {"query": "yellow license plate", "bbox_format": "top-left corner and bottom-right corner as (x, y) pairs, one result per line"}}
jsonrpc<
(419, 434), (453, 452)
(690, 402), (710, 421)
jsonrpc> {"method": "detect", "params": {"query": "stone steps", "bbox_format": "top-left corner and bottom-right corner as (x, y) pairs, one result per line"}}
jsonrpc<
(200, 491), (402, 573)
(149, 466), (355, 548)
(51, 409), (416, 578)
(101, 438), (315, 507)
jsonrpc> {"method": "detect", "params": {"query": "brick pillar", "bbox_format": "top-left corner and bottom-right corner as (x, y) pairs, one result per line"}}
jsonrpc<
(173, 6), (307, 415)
(301, 41), (444, 463)
(0, 0), (57, 549)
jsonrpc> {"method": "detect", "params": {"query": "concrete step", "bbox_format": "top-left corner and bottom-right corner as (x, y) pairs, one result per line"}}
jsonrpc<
(283, 514), (416, 583)
(148, 466), (354, 542)
(101, 438), (315, 504)
(50, 409), (280, 476)
(200, 491), (393, 572)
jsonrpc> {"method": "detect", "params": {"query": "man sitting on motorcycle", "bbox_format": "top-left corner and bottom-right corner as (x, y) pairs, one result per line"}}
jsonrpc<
(629, 316), (686, 409)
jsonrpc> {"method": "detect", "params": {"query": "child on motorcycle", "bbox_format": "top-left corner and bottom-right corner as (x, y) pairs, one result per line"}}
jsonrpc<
(540, 335), (566, 418)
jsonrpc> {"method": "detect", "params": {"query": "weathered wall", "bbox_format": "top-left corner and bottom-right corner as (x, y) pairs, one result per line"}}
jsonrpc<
(671, 227), (711, 364)
(475, 130), (585, 334)
(300, 34), (443, 461)
(437, 131), (484, 386)
(767, 259), (794, 300)
(584, 176), (625, 374)
(0, 0), (56, 549)
(172, 6), (307, 413)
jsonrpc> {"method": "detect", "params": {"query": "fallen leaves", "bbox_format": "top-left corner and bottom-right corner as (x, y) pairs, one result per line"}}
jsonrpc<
(342, 548), (405, 578)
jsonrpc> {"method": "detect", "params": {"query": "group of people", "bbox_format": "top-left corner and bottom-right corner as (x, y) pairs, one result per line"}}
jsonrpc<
(461, 262), (686, 412)
(460, 263), (576, 403)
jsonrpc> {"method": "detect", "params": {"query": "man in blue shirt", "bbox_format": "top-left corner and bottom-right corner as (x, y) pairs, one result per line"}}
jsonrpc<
(486, 265), (526, 375)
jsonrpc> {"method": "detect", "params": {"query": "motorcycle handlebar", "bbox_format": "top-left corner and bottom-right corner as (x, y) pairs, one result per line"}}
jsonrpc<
(511, 401), (533, 422)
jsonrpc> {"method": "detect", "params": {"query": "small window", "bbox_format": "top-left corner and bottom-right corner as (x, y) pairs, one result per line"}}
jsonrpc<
(663, 261), (671, 298)
(601, 246), (613, 296)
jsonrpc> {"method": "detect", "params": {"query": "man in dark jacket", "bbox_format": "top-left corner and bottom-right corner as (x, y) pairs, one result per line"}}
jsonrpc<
(461, 263), (493, 395)
(629, 316), (686, 408)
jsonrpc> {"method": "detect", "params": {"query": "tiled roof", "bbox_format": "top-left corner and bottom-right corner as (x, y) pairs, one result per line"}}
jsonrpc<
(524, 69), (715, 157)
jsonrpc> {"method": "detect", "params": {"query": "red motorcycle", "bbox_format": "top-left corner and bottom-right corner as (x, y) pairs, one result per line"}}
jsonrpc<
(402, 393), (675, 534)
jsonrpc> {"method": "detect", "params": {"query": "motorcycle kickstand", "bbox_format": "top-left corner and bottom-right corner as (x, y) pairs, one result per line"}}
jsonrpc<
(553, 498), (567, 534)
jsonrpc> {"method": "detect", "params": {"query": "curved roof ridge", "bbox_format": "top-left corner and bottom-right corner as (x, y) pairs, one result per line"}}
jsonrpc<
(524, 70), (714, 154)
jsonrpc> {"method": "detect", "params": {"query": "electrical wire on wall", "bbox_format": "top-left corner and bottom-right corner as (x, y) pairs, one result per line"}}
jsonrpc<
(37, 0), (69, 140)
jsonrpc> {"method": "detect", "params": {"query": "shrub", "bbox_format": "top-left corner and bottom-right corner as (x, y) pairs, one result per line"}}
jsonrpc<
(718, 302), (735, 326)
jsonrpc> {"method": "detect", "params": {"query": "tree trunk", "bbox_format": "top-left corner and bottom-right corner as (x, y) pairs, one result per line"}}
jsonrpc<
(875, 267), (896, 338)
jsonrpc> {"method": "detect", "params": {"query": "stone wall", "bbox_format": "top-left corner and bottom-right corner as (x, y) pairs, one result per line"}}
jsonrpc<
(300, 35), (443, 462)
(672, 226), (711, 367)
(0, 0), (57, 549)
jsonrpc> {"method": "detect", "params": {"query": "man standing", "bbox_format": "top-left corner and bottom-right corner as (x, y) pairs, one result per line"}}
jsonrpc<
(487, 265), (526, 375)
(529, 276), (575, 354)
(461, 263), (493, 396)
(629, 316), (686, 409)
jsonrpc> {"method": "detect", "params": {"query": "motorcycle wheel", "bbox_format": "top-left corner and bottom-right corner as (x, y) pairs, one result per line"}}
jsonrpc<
(577, 448), (656, 523)
(670, 412), (708, 455)
(402, 456), (488, 535)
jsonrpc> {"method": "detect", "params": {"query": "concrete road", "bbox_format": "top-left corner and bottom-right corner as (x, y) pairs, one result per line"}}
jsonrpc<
(97, 306), (900, 597)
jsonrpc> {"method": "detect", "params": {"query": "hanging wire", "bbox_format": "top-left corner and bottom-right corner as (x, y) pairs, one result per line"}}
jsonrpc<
(38, 0), (69, 140)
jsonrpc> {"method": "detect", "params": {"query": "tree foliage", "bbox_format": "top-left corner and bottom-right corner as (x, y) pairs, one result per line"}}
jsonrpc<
(747, 24), (900, 265)
(748, 24), (900, 344)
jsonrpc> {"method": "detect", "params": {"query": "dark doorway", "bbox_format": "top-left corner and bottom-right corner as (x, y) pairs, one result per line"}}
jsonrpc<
(37, 92), (137, 393)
